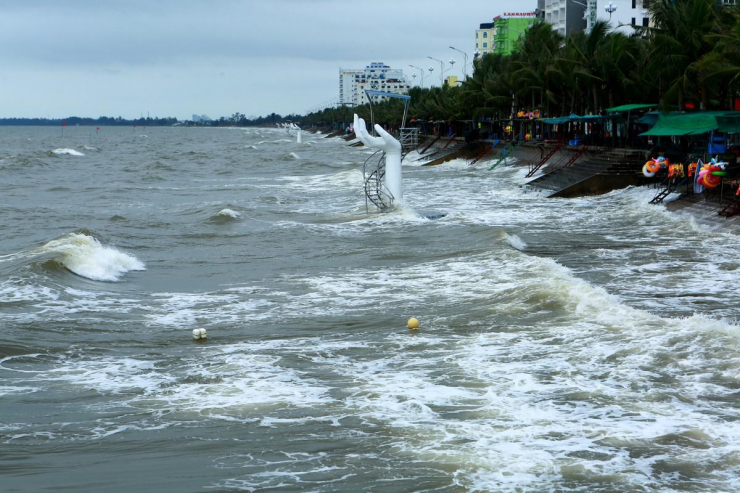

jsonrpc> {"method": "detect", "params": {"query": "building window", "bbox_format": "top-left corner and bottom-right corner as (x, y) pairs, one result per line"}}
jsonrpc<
(483, 32), (488, 38)
(476, 32), (478, 38)
(483, 42), (488, 48)
(642, 17), (649, 26)
(643, 0), (650, 7)
(631, 17), (636, 25)
(632, 0), (636, 8)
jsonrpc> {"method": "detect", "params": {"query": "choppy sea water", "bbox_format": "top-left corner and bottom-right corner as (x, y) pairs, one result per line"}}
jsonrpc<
(1, 126), (739, 492)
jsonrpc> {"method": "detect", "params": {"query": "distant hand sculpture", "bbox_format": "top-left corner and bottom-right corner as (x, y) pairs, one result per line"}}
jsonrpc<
(354, 113), (403, 205)
(290, 123), (302, 143)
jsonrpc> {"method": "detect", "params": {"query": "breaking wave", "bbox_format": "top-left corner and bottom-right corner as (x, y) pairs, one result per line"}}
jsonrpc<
(51, 148), (84, 156)
(209, 208), (241, 222)
(37, 233), (145, 281)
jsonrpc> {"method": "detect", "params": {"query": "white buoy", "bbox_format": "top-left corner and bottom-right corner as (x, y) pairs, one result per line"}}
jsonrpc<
(192, 328), (207, 340)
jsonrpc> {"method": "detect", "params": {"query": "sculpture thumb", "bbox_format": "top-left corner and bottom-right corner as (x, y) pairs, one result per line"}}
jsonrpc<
(354, 115), (368, 145)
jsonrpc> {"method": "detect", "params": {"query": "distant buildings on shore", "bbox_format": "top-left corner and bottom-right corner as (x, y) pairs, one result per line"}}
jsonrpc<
(536, 0), (585, 37)
(475, 22), (495, 56)
(583, 0), (652, 34)
(192, 114), (212, 122)
(474, 0), (656, 58)
(536, 0), (650, 36)
(476, 13), (535, 58)
(338, 62), (410, 107)
(493, 13), (536, 55)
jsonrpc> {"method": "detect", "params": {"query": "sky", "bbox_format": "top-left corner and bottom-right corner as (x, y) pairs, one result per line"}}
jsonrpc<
(0, 0), (525, 120)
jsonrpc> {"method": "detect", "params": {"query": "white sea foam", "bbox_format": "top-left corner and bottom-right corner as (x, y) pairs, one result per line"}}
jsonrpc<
(51, 148), (84, 156)
(277, 169), (363, 192)
(244, 145), (257, 149)
(289, 152), (300, 159)
(503, 232), (527, 250)
(0, 280), (59, 304)
(31, 342), (333, 416)
(38, 233), (145, 281)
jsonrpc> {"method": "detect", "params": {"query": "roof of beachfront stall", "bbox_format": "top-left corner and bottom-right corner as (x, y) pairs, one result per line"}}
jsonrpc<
(640, 111), (740, 136)
(635, 111), (661, 126)
(606, 103), (657, 112)
(539, 113), (618, 125)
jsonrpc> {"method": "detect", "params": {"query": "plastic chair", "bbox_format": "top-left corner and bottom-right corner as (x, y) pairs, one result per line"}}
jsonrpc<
(709, 135), (727, 154)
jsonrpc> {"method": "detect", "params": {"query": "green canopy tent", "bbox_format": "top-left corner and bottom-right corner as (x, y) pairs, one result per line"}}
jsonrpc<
(640, 112), (740, 136)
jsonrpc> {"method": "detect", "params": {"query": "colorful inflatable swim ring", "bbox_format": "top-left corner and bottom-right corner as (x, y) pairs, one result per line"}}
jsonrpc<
(645, 160), (661, 173)
(702, 174), (722, 188)
(642, 164), (656, 178)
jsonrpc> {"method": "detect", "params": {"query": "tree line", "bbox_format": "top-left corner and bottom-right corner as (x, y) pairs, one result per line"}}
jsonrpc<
(0, 116), (179, 126)
(300, 0), (740, 128)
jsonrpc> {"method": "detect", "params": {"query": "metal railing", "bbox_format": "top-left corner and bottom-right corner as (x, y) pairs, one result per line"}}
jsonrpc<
(399, 128), (419, 154)
(362, 150), (394, 213)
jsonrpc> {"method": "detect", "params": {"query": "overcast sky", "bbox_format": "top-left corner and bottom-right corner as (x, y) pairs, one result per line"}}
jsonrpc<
(0, 0), (526, 120)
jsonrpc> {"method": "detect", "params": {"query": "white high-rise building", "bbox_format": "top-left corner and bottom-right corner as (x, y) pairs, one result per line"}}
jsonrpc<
(339, 69), (363, 106)
(539, 0), (587, 37)
(338, 62), (410, 107)
(584, 0), (651, 34)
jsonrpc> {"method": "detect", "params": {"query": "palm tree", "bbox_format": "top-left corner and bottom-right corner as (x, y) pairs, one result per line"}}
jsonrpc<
(649, 0), (721, 110)
(511, 22), (563, 115)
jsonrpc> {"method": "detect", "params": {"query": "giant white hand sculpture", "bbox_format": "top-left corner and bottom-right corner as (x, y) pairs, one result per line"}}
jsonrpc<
(354, 114), (403, 205)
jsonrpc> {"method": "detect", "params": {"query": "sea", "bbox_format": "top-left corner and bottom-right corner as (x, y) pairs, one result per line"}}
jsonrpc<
(1, 125), (739, 492)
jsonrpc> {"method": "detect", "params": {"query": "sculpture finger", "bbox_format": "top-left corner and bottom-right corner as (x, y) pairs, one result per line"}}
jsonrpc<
(374, 124), (401, 151)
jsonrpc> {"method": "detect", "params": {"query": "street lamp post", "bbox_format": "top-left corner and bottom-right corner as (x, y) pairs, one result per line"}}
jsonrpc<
(427, 56), (445, 86)
(604, 1), (617, 20)
(409, 64), (425, 88)
(449, 46), (469, 80)
(446, 59), (456, 85)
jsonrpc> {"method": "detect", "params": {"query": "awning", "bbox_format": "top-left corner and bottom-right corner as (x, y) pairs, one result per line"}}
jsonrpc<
(640, 111), (740, 136)
(716, 114), (740, 133)
(540, 113), (617, 124)
(540, 116), (572, 124)
(635, 111), (661, 125)
(577, 114), (618, 122)
(606, 103), (657, 112)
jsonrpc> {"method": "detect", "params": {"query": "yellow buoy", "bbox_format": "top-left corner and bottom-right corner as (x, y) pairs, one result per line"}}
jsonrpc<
(407, 317), (420, 329)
